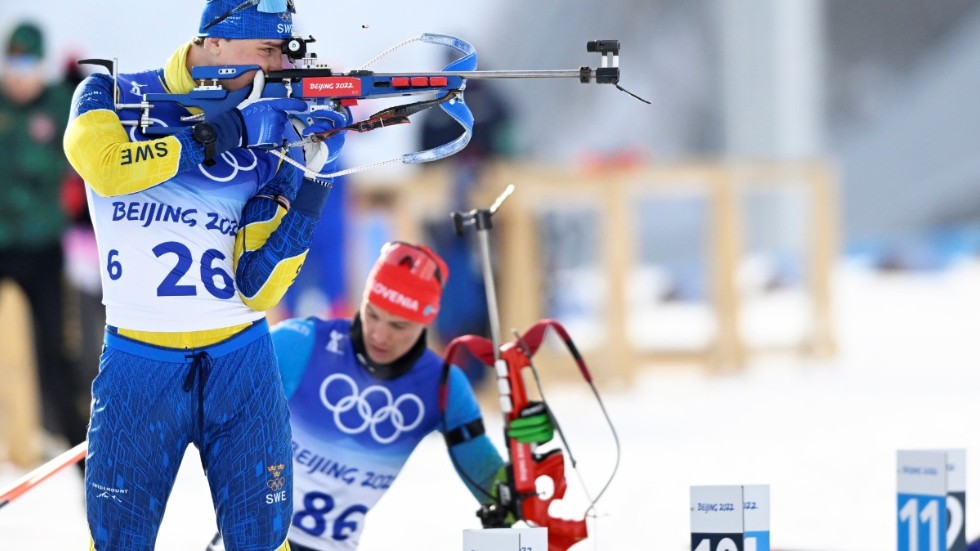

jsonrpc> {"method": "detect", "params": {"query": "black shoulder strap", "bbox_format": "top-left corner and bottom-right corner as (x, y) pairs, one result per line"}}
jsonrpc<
(444, 418), (486, 447)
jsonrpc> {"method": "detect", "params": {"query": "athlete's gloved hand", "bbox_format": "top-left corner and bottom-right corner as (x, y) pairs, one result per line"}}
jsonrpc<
(236, 71), (307, 149)
(290, 107), (350, 175)
(479, 465), (517, 528)
(506, 401), (554, 445)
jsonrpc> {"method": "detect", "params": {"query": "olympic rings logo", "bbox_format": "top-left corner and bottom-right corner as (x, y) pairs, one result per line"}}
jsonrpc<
(267, 477), (286, 491)
(198, 150), (258, 182)
(319, 373), (424, 444)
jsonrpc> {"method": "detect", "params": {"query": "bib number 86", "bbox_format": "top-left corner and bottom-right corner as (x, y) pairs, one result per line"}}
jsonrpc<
(293, 491), (369, 542)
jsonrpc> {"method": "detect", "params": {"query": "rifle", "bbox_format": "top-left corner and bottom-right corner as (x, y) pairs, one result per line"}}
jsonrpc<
(439, 185), (621, 551)
(81, 33), (648, 181)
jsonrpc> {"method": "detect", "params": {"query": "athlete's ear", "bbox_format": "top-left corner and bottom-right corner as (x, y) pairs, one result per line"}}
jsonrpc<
(201, 37), (224, 57)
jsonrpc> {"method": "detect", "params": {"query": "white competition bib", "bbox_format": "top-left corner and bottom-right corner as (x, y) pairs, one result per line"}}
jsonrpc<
(89, 150), (268, 331)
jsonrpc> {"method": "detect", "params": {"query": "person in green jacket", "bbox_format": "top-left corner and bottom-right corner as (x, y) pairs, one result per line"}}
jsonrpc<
(0, 21), (88, 451)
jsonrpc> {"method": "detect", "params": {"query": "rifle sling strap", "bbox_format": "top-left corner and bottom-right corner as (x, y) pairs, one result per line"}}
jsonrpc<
(444, 418), (486, 447)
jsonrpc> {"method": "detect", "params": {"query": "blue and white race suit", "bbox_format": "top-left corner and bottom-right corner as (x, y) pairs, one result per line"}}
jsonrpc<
(273, 317), (504, 550)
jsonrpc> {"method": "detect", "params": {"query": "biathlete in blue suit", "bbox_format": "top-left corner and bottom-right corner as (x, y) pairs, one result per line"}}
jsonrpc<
(64, 1), (346, 549)
(232, 242), (553, 550)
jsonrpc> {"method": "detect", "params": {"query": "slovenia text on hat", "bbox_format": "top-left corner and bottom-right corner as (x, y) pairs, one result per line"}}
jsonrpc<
(364, 242), (449, 325)
(198, 0), (294, 40)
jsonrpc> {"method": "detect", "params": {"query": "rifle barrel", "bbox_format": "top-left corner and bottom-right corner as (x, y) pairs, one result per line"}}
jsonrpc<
(376, 69), (587, 80)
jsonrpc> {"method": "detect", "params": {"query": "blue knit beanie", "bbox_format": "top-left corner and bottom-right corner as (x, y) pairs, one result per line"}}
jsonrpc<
(198, 0), (294, 40)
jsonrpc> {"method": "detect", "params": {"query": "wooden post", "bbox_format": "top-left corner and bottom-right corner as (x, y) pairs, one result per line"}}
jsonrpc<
(808, 162), (838, 358)
(0, 282), (41, 468)
(710, 166), (746, 371)
(605, 174), (633, 383)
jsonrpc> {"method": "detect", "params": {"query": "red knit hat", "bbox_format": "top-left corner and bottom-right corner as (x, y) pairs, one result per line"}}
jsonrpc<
(364, 242), (449, 325)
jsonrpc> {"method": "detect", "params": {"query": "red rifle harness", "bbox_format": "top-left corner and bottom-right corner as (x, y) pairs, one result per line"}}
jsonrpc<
(440, 318), (592, 551)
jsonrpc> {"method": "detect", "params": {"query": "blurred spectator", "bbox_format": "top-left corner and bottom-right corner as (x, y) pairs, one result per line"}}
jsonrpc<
(0, 21), (88, 450)
(417, 69), (517, 385)
(59, 56), (104, 395)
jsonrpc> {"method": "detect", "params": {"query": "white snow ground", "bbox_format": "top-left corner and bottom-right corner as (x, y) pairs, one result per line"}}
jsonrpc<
(4, 261), (980, 550)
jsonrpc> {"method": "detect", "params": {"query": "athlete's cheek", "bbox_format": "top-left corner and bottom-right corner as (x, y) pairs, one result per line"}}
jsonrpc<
(266, 56), (284, 72)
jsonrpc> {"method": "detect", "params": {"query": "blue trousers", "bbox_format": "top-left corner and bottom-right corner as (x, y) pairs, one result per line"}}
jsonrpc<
(86, 320), (292, 550)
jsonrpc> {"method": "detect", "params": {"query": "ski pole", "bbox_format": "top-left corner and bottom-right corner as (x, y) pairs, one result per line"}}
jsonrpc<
(451, 184), (514, 362)
(0, 441), (87, 510)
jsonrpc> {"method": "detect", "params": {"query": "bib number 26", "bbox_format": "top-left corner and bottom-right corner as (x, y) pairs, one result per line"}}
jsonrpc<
(106, 242), (235, 299)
